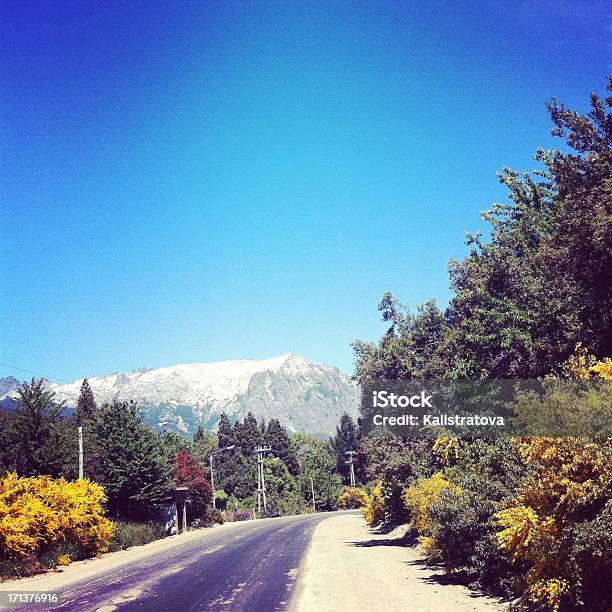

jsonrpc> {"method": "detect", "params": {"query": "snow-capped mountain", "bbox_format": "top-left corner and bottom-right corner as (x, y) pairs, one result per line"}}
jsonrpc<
(0, 376), (19, 397)
(3, 353), (358, 436)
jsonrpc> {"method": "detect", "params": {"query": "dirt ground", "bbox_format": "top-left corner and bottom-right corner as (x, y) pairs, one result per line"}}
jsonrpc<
(291, 511), (507, 612)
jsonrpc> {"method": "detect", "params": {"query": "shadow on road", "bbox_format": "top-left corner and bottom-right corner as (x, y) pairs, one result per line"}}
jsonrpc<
(348, 531), (418, 548)
(371, 519), (408, 535)
(406, 560), (507, 602)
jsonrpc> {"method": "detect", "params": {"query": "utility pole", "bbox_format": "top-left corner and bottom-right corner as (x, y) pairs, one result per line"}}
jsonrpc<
(209, 454), (215, 509)
(209, 445), (235, 510)
(78, 426), (83, 480)
(345, 450), (357, 487)
(310, 476), (316, 511)
(254, 445), (272, 514)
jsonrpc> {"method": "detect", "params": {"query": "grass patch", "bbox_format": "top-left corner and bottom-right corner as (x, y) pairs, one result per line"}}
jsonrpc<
(108, 521), (166, 552)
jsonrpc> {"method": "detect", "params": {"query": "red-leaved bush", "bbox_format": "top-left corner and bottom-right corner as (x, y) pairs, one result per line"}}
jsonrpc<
(173, 451), (213, 523)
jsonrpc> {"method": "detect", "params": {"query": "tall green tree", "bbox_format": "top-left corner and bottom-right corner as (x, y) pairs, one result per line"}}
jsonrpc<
(265, 418), (299, 475)
(353, 296), (447, 384)
(217, 413), (234, 448)
(0, 408), (14, 474)
(9, 379), (75, 477)
(87, 400), (171, 520)
(214, 414), (254, 499)
(234, 412), (263, 456)
(263, 456), (304, 515)
(294, 433), (342, 510)
(331, 413), (358, 484)
(75, 378), (97, 425)
(353, 78), (612, 381)
(193, 426), (218, 477)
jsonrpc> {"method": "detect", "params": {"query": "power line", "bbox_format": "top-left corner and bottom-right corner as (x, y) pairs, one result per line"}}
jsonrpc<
(0, 362), (72, 384)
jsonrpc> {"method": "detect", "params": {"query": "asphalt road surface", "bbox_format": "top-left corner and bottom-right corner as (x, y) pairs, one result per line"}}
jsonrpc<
(12, 513), (332, 612)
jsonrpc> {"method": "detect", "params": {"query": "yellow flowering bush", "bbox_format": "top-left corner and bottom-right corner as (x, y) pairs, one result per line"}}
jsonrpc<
(0, 473), (114, 567)
(561, 344), (612, 381)
(337, 486), (369, 509)
(495, 436), (611, 610)
(402, 472), (461, 553)
(56, 554), (71, 566)
(362, 481), (384, 526)
(495, 354), (612, 610)
(590, 358), (612, 379)
(432, 436), (460, 465)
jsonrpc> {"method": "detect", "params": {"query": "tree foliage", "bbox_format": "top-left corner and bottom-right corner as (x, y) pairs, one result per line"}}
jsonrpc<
(330, 413), (359, 484)
(75, 378), (97, 425)
(353, 78), (612, 381)
(87, 401), (171, 521)
(351, 79), (612, 610)
(173, 450), (212, 524)
(5, 379), (75, 478)
(294, 433), (342, 510)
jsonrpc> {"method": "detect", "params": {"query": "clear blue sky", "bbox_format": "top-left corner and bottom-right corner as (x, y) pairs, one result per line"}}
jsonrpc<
(0, 1), (610, 381)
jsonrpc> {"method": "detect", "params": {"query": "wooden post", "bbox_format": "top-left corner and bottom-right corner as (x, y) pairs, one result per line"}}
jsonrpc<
(174, 487), (189, 534)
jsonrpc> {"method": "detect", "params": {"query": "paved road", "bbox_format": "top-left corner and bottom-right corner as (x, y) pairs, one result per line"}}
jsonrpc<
(10, 513), (332, 612)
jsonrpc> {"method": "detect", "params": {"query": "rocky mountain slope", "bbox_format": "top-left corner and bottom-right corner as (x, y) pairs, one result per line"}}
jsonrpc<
(1, 354), (359, 437)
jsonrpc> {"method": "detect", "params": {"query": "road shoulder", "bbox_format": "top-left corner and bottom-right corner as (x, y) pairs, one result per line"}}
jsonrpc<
(291, 510), (506, 612)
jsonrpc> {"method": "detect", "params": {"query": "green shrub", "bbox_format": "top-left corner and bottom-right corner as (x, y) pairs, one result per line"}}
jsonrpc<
(425, 439), (528, 597)
(205, 509), (225, 525)
(107, 521), (166, 552)
(567, 500), (612, 611)
(429, 483), (524, 597)
(0, 555), (45, 579)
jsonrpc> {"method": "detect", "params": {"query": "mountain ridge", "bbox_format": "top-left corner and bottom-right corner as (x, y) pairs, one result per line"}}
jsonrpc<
(1, 353), (359, 436)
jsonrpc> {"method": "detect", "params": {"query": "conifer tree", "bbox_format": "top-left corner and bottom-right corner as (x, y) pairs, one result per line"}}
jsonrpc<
(217, 413), (234, 448)
(265, 418), (299, 475)
(10, 378), (74, 477)
(331, 413), (358, 484)
(87, 400), (171, 520)
(75, 378), (97, 425)
(214, 413), (248, 497)
(234, 412), (263, 456)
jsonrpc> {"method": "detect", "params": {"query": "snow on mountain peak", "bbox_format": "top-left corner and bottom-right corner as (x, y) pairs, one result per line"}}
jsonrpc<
(41, 353), (358, 436)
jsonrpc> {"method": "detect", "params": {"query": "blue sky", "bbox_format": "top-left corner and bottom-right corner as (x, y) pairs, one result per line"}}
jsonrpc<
(0, 1), (610, 381)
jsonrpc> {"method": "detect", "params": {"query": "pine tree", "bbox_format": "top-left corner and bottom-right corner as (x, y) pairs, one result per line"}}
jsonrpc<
(217, 413), (234, 448)
(265, 418), (299, 475)
(87, 400), (171, 521)
(214, 413), (249, 498)
(10, 378), (74, 477)
(75, 378), (97, 425)
(234, 412), (263, 456)
(0, 408), (12, 474)
(331, 413), (358, 484)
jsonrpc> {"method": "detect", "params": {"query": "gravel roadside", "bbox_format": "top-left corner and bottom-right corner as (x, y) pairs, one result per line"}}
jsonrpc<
(291, 510), (507, 612)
